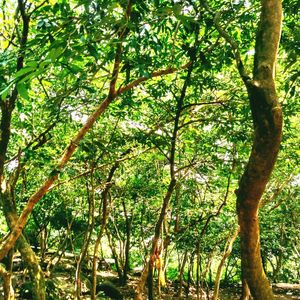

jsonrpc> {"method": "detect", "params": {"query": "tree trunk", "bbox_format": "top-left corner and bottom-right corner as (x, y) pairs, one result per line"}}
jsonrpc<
(241, 278), (251, 300)
(121, 198), (132, 285)
(213, 227), (239, 300)
(196, 241), (201, 300)
(17, 236), (46, 300)
(135, 179), (176, 300)
(236, 1), (283, 299)
(91, 150), (128, 299)
(2, 187), (46, 300)
(187, 253), (195, 295)
(106, 229), (123, 280)
(178, 250), (188, 297)
(75, 180), (95, 299)
(135, 263), (149, 300)
(0, 264), (14, 300)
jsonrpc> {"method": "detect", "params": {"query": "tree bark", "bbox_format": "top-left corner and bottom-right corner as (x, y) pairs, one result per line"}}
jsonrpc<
(213, 227), (240, 300)
(178, 250), (188, 297)
(0, 263), (15, 300)
(241, 278), (251, 300)
(121, 198), (132, 284)
(17, 236), (46, 300)
(91, 150), (130, 299)
(2, 187), (46, 300)
(75, 180), (95, 299)
(136, 58), (195, 300)
(135, 179), (176, 300)
(235, 1), (283, 299)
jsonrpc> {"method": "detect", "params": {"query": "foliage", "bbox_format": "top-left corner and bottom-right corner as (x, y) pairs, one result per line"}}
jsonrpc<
(0, 0), (299, 298)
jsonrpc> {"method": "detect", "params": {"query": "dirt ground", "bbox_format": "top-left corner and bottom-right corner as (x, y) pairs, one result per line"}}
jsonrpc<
(1, 266), (299, 299)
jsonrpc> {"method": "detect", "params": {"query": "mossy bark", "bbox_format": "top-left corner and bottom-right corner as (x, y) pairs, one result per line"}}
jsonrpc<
(16, 236), (46, 300)
(1, 187), (46, 300)
(0, 262), (14, 300)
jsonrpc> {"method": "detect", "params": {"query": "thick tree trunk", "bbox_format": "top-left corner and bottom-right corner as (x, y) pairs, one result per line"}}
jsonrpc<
(201, 0), (282, 295)
(236, 1), (283, 299)
(17, 236), (46, 300)
(241, 278), (251, 300)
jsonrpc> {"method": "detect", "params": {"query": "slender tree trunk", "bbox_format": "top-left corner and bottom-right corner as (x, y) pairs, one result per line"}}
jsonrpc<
(178, 250), (188, 297)
(187, 253), (194, 295)
(91, 150), (130, 299)
(162, 237), (170, 286)
(147, 261), (154, 300)
(196, 241), (201, 300)
(39, 227), (48, 264)
(136, 53), (196, 300)
(46, 219), (74, 275)
(213, 227), (240, 300)
(121, 198), (132, 284)
(157, 223), (167, 296)
(135, 179), (176, 300)
(75, 179), (95, 299)
(106, 229), (123, 280)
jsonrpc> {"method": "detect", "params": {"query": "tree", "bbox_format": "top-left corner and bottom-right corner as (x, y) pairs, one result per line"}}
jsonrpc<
(0, 1), (298, 299)
(229, 1), (282, 299)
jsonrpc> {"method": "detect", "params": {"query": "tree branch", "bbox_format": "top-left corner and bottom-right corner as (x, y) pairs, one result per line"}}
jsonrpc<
(202, 0), (251, 83)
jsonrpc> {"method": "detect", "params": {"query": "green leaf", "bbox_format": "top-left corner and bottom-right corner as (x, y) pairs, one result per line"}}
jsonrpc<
(26, 61), (39, 68)
(18, 68), (47, 85)
(15, 67), (36, 79)
(47, 47), (65, 62)
(17, 82), (29, 100)
(0, 82), (14, 100)
(173, 4), (182, 17)
(141, 70), (151, 78)
(87, 43), (98, 60)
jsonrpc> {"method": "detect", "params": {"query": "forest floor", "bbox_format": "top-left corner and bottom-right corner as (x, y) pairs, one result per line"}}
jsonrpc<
(92, 270), (300, 300)
(1, 256), (299, 299)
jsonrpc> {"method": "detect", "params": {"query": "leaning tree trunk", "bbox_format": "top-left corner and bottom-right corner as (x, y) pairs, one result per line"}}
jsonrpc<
(235, 1), (283, 299)
(2, 187), (46, 300)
